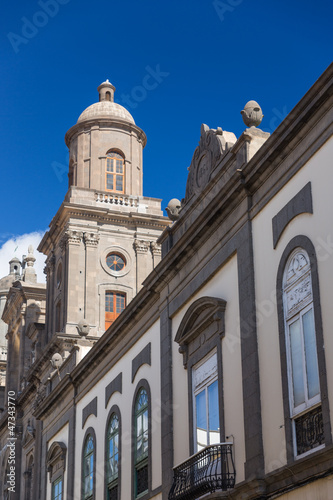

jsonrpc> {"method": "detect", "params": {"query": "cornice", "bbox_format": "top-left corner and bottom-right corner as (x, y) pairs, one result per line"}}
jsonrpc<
(38, 202), (169, 255)
(65, 117), (147, 148)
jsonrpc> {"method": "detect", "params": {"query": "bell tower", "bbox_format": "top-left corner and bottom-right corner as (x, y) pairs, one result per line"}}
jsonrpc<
(38, 81), (169, 348)
(65, 79), (146, 197)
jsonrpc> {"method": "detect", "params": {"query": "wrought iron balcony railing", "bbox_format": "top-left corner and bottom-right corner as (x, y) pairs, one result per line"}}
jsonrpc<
(168, 443), (236, 500)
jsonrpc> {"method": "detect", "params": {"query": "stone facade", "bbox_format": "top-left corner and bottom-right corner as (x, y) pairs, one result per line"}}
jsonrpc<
(1, 64), (333, 500)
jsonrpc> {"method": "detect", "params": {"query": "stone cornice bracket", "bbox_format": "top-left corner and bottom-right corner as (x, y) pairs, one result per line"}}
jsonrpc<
(83, 232), (100, 247)
(150, 241), (161, 256)
(134, 239), (150, 254)
(44, 253), (56, 276)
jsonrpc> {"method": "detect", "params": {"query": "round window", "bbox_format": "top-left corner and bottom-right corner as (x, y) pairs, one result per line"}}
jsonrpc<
(106, 253), (126, 272)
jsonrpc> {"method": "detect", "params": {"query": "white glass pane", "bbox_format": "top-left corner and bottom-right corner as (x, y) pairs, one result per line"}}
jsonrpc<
(289, 319), (305, 407)
(196, 427), (207, 450)
(303, 309), (320, 399)
(143, 430), (148, 454)
(143, 409), (148, 432)
(137, 415), (142, 437)
(137, 436), (143, 456)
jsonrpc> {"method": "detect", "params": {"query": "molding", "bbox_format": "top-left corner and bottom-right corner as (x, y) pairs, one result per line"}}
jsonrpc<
(105, 373), (122, 408)
(132, 343), (151, 382)
(272, 182), (313, 248)
(175, 296), (226, 368)
(82, 396), (97, 428)
(46, 441), (67, 483)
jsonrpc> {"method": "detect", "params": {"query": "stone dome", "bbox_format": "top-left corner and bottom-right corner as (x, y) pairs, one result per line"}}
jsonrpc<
(77, 101), (135, 125)
(0, 274), (17, 293)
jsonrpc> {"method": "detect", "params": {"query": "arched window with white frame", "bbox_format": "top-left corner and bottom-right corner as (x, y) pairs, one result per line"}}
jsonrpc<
(282, 246), (324, 457)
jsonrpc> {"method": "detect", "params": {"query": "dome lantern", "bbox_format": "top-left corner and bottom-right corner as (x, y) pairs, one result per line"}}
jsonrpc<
(97, 79), (115, 103)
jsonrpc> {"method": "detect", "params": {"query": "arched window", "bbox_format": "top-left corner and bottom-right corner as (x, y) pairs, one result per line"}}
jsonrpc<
(105, 151), (125, 193)
(105, 291), (126, 330)
(26, 455), (34, 500)
(281, 246), (324, 457)
(82, 433), (95, 500)
(134, 387), (149, 498)
(106, 412), (120, 500)
(46, 441), (66, 500)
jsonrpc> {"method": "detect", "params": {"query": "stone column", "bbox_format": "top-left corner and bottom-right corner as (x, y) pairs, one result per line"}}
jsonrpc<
(83, 232), (99, 330)
(134, 239), (150, 292)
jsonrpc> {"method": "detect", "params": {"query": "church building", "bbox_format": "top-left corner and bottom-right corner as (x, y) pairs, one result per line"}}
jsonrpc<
(0, 63), (332, 500)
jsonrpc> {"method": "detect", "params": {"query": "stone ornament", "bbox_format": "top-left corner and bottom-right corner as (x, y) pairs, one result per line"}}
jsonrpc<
(77, 318), (90, 337)
(241, 100), (263, 127)
(150, 242), (162, 255)
(166, 199), (181, 221)
(185, 124), (236, 203)
(60, 230), (83, 247)
(284, 250), (312, 320)
(23, 245), (37, 283)
(134, 239), (150, 254)
(83, 232), (100, 247)
(50, 353), (63, 369)
(44, 254), (56, 276)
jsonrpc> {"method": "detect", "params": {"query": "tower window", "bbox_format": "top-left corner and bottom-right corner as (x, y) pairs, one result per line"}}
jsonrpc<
(105, 292), (126, 330)
(105, 152), (125, 194)
(106, 253), (126, 272)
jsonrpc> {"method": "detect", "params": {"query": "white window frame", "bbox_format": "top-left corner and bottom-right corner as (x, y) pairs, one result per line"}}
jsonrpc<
(283, 247), (322, 458)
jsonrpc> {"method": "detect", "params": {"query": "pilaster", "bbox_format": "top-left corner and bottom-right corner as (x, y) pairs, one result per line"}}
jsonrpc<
(83, 232), (100, 330)
(134, 239), (150, 291)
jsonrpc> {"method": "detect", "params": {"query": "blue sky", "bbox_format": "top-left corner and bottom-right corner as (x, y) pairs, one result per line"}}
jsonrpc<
(0, 0), (332, 277)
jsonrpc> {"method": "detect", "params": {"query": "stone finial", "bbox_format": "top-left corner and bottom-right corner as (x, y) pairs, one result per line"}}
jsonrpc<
(166, 199), (181, 221)
(77, 318), (90, 337)
(50, 353), (63, 369)
(241, 100), (263, 127)
(23, 245), (37, 283)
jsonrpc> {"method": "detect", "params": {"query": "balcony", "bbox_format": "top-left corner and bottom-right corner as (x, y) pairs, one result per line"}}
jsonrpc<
(168, 443), (235, 500)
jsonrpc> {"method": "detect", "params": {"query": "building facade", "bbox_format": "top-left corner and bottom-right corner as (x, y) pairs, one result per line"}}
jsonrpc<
(0, 64), (333, 500)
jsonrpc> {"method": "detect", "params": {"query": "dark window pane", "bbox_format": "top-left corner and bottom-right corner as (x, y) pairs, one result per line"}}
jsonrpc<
(136, 464), (148, 496)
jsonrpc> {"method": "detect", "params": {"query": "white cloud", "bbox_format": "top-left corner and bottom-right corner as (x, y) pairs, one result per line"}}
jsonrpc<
(0, 231), (47, 284)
